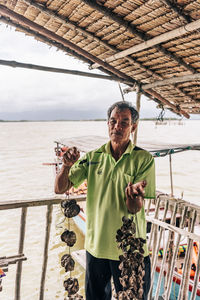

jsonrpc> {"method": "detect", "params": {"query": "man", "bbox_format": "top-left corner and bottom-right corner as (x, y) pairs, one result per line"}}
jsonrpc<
(55, 101), (155, 300)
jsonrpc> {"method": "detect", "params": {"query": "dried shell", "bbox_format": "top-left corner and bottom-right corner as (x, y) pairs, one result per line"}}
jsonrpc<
(61, 254), (75, 272)
(61, 199), (80, 218)
(67, 294), (84, 299)
(64, 277), (79, 295)
(61, 230), (76, 247)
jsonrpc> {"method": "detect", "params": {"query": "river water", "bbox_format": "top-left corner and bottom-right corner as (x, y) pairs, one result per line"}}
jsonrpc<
(0, 120), (199, 299)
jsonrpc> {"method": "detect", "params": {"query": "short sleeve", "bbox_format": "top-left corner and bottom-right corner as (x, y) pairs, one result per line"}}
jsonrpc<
(69, 154), (88, 188)
(134, 155), (156, 199)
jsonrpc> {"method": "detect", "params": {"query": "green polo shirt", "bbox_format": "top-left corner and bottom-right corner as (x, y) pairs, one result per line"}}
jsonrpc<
(69, 141), (155, 260)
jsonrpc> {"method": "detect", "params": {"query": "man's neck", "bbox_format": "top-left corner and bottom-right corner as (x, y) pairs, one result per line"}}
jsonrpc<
(110, 140), (130, 161)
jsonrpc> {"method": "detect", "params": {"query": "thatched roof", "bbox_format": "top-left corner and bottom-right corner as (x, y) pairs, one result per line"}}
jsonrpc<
(0, 0), (200, 118)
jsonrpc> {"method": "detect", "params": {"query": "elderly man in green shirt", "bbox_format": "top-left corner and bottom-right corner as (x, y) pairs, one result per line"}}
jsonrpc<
(55, 101), (155, 300)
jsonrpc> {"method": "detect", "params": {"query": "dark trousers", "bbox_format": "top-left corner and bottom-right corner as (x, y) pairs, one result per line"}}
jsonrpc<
(85, 251), (151, 300)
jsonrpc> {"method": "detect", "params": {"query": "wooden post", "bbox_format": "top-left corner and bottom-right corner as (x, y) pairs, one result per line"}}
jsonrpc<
(133, 86), (141, 145)
(39, 204), (53, 300)
(169, 154), (174, 197)
(15, 207), (27, 300)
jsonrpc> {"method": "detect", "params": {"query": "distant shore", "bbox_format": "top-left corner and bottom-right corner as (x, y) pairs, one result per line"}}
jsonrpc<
(0, 118), (192, 122)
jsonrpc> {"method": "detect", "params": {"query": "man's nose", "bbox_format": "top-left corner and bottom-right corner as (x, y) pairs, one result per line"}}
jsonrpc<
(114, 122), (122, 130)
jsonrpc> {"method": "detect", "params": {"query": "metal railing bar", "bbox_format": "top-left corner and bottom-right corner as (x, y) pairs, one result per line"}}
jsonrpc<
(178, 210), (197, 300)
(149, 200), (169, 299)
(164, 206), (188, 299)
(154, 202), (178, 300)
(146, 216), (200, 242)
(190, 249), (200, 300)
(0, 195), (86, 210)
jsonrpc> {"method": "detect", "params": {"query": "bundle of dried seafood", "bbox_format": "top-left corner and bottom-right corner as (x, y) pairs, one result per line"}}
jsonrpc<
(63, 278), (79, 296)
(65, 294), (84, 299)
(61, 199), (80, 218)
(61, 254), (75, 272)
(116, 216), (146, 300)
(61, 229), (77, 247)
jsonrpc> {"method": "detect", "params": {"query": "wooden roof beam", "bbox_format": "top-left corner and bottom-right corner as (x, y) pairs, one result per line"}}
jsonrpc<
(81, 0), (196, 73)
(90, 18), (200, 69)
(141, 73), (200, 90)
(143, 89), (190, 119)
(0, 5), (135, 86)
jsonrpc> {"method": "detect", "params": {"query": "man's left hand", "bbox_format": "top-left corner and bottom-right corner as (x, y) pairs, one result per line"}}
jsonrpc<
(125, 180), (147, 214)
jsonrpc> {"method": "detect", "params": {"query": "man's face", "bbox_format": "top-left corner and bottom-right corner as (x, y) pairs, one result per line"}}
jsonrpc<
(108, 107), (136, 144)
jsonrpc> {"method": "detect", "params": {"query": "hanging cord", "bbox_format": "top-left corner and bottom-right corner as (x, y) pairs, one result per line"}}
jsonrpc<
(157, 105), (165, 122)
(118, 82), (125, 101)
(135, 213), (140, 237)
(66, 193), (72, 278)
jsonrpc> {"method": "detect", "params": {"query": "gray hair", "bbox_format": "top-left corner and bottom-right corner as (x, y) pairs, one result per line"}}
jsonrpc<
(107, 101), (139, 124)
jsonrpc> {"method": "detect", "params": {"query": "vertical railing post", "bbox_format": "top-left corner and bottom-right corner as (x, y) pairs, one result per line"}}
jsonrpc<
(15, 207), (27, 300)
(169, 153), (174, 197)
(165, 205), (188, 299)
(133, 85), (141, 145)
(39, 204), (53, 300)
(178, 209), (197, 300)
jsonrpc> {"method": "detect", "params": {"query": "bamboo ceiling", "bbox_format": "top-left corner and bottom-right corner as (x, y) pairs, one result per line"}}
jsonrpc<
(0, 0), (200, 118)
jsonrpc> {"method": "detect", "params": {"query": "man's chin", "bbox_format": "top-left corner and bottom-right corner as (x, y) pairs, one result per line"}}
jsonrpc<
(111, 136), (122, 143)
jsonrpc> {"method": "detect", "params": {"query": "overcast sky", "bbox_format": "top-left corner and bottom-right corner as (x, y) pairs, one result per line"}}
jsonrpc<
(0, 23), (195, 121)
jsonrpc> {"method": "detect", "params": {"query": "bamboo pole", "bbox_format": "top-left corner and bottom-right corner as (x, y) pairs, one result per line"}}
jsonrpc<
(0, 59), (124, 82)
(178, 210), (197, 300)
(142, 73), (200, 90)
(39, 204), (53, 300)
(15, 207), (27, 300)
(169, 154), (174, 197)
(133, 86), (141, 145)
(90, 18), (200, 69)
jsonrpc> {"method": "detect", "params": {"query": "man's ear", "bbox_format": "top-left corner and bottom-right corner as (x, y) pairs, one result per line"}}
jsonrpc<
(131, 123), (137, 132)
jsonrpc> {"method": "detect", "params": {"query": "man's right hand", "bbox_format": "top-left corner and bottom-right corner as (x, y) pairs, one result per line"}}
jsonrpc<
(62, 147), (80, 167)
(54, 147), (80, 194)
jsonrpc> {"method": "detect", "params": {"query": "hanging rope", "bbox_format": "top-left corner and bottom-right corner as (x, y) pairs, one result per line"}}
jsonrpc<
(157, 105), (165, 122)
(118, 82), (125, 101)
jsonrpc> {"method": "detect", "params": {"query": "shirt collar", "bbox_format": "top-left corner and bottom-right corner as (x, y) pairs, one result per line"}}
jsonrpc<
(96, 140), (135, 155)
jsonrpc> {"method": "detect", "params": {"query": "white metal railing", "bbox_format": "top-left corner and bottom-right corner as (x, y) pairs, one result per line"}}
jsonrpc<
(146, 193), (200, 300)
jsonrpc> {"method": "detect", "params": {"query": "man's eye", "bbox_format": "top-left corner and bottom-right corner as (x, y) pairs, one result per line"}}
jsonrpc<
(121, 122), (129, 127)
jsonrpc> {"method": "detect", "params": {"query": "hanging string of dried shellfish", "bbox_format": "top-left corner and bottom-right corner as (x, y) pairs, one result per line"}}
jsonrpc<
(116, 216), (146, 300)
(60, 195), (83, 300)
(115, 181), (147, 300)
